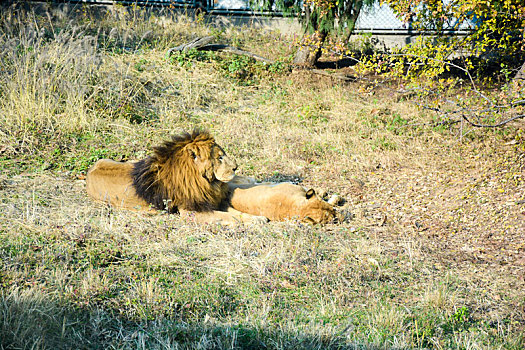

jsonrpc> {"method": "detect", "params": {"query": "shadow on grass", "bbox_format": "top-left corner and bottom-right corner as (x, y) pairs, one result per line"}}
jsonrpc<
(315, 58), (359, 70)
(0, 289), (380, 350)
(262, 172), (303, 184)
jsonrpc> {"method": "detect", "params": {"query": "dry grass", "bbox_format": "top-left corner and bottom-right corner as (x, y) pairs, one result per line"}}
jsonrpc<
(0, 3), (524, 349)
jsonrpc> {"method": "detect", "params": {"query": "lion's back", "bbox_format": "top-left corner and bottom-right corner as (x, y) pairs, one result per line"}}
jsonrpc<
(86, 159), (150, 211)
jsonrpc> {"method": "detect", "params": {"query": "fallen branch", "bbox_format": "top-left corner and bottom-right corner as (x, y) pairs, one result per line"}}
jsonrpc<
(166, 36), (215, 56)
(462, 114), (525, 128)
(201, 44), (274, 64)
(167, 36), (274, 64)
(169, 38), (358, 81)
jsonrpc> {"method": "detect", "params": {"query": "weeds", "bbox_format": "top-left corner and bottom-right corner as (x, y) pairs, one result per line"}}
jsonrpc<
(0, 20), (101, 143)
(169, 48), (290, 84)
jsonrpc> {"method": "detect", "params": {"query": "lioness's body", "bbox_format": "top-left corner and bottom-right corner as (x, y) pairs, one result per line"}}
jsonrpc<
(229, 182), (337, 224)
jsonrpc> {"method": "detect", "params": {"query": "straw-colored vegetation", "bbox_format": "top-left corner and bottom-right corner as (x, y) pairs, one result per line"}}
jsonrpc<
(0, 3), (524, 349)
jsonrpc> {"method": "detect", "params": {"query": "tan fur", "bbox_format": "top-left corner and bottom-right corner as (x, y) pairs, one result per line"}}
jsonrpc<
(229, 182), (337, 224)
(130, 131), (234, 212)
(85, 131), (267, 225)
(86, 159), (153, 211)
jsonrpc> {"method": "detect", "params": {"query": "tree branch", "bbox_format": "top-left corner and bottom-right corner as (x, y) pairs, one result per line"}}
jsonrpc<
(461, 114), (525, 128)
(320, 46), (524, 130)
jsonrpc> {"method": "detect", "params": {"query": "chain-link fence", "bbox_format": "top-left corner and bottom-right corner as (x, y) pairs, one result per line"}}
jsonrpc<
(49, 1), (474, 34)
(209, 0), (410, 30)
(356, 3), (407, 32)
(61, 0), (406, 29)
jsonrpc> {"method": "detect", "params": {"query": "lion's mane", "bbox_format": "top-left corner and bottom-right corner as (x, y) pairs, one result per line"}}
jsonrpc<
(131, 130), (228, 213)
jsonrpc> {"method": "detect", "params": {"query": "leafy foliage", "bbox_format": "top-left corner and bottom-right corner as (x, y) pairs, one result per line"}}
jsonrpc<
(302, 0), (376, 37)
(252, 0), (377, 64)
(379, 0), (525, 81)
(348, 1), (525, 131)
(169, 48), (290, 84)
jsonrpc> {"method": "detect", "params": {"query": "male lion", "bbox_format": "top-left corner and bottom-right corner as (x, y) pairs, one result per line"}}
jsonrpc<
(228, 179), (339, 224)
(86, 130), (267, 225)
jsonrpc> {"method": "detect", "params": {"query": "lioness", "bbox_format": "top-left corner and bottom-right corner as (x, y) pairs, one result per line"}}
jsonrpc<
(228, 179), (339, 224)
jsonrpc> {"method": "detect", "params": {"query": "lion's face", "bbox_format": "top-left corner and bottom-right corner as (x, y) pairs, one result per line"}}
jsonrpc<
(192, 143), (237, 183)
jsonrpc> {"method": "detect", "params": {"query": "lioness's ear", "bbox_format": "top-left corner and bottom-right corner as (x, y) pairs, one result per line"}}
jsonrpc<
(304, 216), (317, 224)
(305, 189), (315, 199)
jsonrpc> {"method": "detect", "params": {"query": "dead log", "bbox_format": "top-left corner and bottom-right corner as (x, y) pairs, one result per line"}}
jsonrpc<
(167, 36), (274, 64)
(166, 36), (215, 56)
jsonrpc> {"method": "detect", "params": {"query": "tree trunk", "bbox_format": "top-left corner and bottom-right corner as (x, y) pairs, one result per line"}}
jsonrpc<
(343, 0), (363, 43)
(293, 30), (328, 67)
(513, 60), (525, 84)
(510, 60), (525, 95)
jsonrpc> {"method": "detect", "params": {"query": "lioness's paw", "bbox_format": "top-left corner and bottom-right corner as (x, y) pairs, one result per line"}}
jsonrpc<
(248, 215), (269, 224)
(327, 194), (344, 206)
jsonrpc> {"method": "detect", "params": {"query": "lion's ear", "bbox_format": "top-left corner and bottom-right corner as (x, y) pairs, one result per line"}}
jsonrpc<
(185, 146), (198, 161)
(305, 189), (315, 199)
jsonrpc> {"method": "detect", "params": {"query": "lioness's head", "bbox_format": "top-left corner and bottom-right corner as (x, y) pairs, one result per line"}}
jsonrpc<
(300, 188), (338, 224)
